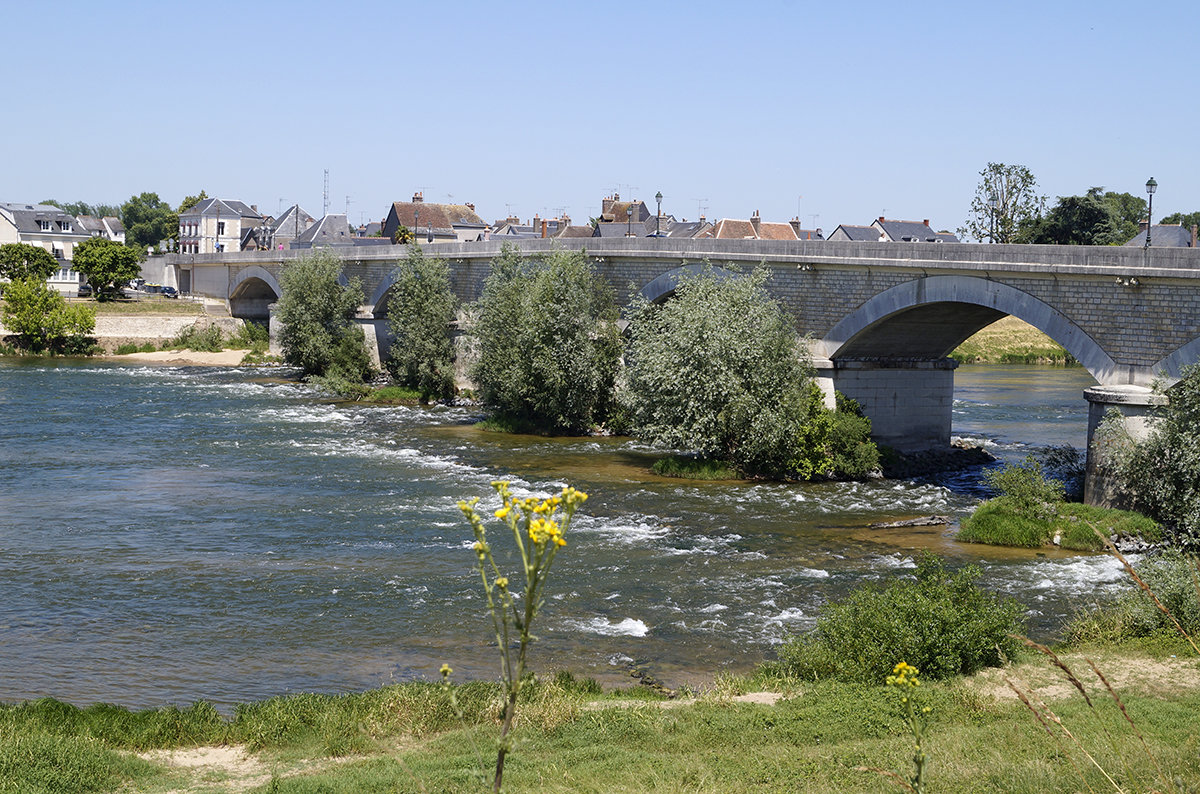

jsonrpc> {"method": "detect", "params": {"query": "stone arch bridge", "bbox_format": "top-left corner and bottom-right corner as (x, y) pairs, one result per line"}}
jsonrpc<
(168, 238), (1200, 500)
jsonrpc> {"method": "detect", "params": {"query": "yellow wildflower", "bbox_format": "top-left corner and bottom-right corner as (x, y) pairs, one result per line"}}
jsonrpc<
(439, 664), (453, 677)
(495, 576), (508, 589)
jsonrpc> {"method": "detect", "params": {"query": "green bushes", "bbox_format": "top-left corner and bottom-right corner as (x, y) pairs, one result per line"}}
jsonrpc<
(276, 251), (374, 389)
(471, 245), (621, 434)
(774, 554), (1025, 683)
(1064, 550), (1200, 646)
(623, 265), (877, 479)
(0, 276), (95, 354)
(385, 245), (458, 402)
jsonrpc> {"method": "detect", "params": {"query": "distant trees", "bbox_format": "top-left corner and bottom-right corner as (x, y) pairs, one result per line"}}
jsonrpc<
(471, 244), (621, 433)
(0, 243), (58, 282)
(959, 163), (1045, 243)
(385, 245), (458, 401)
(276, 251), (374, 390)
(121, 192), (176, 253)
(40, 199), (121, 218)
(1019, 188), (1145, 246)
(1161, 211), (1200, 230)
(1, 276), (95, 353)
(177, 190), (208, 215)
(72, 237), (142, 298)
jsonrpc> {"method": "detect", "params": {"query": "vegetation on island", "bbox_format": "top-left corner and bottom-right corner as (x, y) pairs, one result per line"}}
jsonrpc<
(950, 316), (1076, 364)
(623, 266), (878, 480)
(471, 244), (622, 435)
(275, 250), (375, 396)
(384, 244), (458, 402)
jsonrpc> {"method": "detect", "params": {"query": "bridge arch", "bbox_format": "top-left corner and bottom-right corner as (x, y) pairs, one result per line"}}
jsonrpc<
(1153, 334), (1200, 384)
(229, 266), (282, 322)
(638, 264), (740, 304)
(818, 275), (1122, 385)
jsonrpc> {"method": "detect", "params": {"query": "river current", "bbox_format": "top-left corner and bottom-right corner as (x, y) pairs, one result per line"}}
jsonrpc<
(0, 361), (1134, 709)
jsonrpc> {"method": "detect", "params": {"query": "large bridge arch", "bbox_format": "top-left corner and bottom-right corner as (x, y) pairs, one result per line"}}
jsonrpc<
(1153, 334), (1200, 384)
(637, 264), (740, 304)
(818, 275), (1122, 385)
(229, 266), (282, 322)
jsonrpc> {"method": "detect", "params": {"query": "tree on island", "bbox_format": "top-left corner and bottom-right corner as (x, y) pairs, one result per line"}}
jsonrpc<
(276, 251), (374, 393)
(385, 245), (458, 401)
(959, 163), (1045, 243)
(622, 265), (877, 480)
(0, 243), (58, 282)
(471, 244), (621, 434)
(71, 237), (142, 299)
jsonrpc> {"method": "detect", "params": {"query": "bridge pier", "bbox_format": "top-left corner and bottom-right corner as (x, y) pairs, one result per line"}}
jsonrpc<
(1083, 385), (1166, 507)
(831, 358), (958, 451)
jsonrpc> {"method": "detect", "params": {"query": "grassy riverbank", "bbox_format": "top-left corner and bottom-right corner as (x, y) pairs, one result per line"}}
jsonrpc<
(952, 316), (1075, 364)
(4, 647), (1198, 793)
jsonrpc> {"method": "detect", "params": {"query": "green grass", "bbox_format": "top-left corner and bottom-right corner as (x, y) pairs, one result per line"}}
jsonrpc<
(367, 385), (423, 404)
(951, 316), (1078, 365)
(82, 299), (205, 316)
(651, 455), (740, 480)
(958, 498), (1161, 550)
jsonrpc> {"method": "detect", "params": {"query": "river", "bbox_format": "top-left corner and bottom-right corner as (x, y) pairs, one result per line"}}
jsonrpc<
(0, 360), (1135, 709)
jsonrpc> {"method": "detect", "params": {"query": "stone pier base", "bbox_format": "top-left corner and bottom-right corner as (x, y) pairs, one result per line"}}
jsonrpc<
(832, 358), (958, 451)
(1083, 385), (1166, 507)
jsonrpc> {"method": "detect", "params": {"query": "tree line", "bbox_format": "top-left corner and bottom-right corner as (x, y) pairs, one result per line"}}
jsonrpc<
(959, 162), (1199, 245)
(275, 245), (879, 482)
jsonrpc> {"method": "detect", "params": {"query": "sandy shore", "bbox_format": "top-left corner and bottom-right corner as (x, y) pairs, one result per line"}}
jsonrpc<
(105, 349), (254, 367)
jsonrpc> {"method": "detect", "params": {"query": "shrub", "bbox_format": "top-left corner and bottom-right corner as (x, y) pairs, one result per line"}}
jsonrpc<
(471, 245), (621, 434)
(774, 553), (1025, 682)
(623, 265), (877, 479)
(385, 245), (458, 401)
(1064, 550), (1200, 645)
(1109, 365), (1200, 551)
(276, 251), (374, 383)
(0, 276), (95, 353)
(228, 321), (269, 353)
(982, 454), (1064, 520)
(165, 322), (224, 352)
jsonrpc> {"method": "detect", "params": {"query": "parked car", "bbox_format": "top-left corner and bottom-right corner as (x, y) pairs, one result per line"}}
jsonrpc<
(76, 283), (92, 298)
(161, 286), (179, 299)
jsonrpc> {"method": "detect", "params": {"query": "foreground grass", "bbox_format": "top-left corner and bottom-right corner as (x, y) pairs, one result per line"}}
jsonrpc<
(3, 654), (1198, 793)
(952, 316), (1076, 364)
(959, 498), (1161, 550)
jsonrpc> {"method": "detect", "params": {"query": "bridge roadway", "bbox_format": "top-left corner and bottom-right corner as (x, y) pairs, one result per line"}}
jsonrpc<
(167, 238), (1200, 503)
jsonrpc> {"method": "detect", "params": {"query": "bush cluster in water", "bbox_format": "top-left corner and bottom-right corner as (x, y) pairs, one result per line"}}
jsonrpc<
(772, 553), (1025, 683)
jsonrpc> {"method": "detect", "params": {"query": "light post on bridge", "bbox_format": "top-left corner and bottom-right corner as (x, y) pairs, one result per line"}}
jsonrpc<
(655, 191), (663, 237)
(987, 193), (997, 243)
(1145, 177), (1157, 248)
(626, 205), (633, 237)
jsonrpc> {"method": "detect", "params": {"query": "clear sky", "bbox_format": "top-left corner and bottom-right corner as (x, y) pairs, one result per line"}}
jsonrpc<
(4, 0), (1195, 238)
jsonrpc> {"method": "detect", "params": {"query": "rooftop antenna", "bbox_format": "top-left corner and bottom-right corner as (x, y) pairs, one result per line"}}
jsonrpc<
(504, 203), (515, 218)
(809, 213), (820, 229)
(322, 169), (330, 216)
(617, 183), (640, 198)
(693, 198), (709, 219)
(796, 195), (803, 219)
(278, 198), (284, 214)
(345, 195), (352, 215)
(553, 206), (567, 218)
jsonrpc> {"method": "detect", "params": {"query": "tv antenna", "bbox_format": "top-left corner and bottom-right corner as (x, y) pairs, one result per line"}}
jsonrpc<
(809, 213), (820, 229)
(693, 198), (709, 219)
(345, 195), (352, 215)
(322, 169), (330, 216)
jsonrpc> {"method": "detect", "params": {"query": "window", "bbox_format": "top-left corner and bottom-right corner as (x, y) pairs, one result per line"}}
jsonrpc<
(61, 221), (72, 232)
(217, 221), (225, 235)
(39, 220), (51, 231)
(53, 247), (64, 259)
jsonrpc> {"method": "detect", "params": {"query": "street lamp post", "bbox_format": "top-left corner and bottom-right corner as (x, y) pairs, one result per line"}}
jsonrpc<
(655, 191), (663, 237)
(627, 205), (633, 237)
(987, 193), (998, 243)
(1145, 177), (1157, 248)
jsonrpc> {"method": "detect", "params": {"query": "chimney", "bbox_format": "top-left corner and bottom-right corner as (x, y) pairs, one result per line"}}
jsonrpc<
(789, 218), (802, 236)
(251, 204), (258, 214)
(412, 192), (424, 203)
(1193, 224), (1198, 248)
(750, 210), (761, 236)
(541, 219), (548, 238)
(465, 202), (475, 212)
(532, 213), (540, 231)
(561, 213), (571, 226)
(923, 219), (930, 226)
(878, 216), (886, 223)
(699, 214), (706, 224)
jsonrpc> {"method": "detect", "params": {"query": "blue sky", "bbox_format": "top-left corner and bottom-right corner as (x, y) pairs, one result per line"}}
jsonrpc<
(4, 0), (1195, 237)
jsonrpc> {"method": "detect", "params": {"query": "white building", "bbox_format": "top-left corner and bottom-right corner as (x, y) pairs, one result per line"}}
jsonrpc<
(0, 202), (93, 295)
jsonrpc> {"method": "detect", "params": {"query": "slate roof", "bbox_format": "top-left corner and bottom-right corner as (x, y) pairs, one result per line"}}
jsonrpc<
(664, 220), (711, 238)
(1124, 225), (1194, 247)
(271, 204), (316, 236)
(555, 225), (595, 238)
(103, 216), (125, 235)
(0, 202), (87, 236)
(179, 198), (263, 220)
(874, 219), (957, 243)
(592, 219), (652, 237)
(75, 215), (107, 234)
(829, 224), (879, 241)
(292, 214), (355, 247)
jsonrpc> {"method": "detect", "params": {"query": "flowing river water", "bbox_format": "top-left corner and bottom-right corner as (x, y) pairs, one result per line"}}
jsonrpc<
(0, 360), (1135, 709)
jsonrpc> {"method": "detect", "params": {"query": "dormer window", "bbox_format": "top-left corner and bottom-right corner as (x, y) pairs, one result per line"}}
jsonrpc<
(39, 220), (51, 231)
(61, 221), (72, 232)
